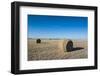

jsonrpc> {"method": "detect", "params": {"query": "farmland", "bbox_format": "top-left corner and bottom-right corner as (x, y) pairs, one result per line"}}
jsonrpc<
(28, 39), (88, 61)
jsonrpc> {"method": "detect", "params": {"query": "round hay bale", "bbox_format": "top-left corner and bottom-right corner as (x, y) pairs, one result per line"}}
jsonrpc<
(36, 39), (41, 43)
(64, 40), (73, 52)
(58, 39), (73, 52)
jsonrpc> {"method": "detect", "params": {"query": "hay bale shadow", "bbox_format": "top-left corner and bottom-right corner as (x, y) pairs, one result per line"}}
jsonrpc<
(66, 47), (84, 52)
(70, 47), (84, 52)
(65, 40), (84, 52)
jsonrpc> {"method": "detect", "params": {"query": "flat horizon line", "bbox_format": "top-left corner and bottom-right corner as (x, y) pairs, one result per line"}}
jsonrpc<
(28, 38), (87, 40)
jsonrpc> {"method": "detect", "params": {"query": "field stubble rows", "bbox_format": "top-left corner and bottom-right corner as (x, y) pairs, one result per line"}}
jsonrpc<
(28, 39), (88, 61)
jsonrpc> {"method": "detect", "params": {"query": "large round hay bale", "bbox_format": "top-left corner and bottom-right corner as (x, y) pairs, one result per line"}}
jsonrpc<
(58, 39), (73, 52)
(64, 40), (73, 52)
(36, 39), (41, 43)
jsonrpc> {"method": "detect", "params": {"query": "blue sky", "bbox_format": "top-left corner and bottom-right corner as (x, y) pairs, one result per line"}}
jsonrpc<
(28, 15), (88, 39)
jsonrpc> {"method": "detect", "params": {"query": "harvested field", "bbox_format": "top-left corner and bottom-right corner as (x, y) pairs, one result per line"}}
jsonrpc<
(28, 39), (88, 61)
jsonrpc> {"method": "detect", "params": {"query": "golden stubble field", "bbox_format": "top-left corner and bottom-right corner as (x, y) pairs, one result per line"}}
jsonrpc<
(28, 39), (88, 61)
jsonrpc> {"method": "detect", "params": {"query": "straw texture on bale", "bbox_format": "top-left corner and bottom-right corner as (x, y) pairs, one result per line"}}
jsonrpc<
(58, 39), (73, 52)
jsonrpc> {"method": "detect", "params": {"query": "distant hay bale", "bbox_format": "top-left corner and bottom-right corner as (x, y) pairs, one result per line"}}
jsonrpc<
(58, 39), (73, 52)
(36, 39), (41, 43)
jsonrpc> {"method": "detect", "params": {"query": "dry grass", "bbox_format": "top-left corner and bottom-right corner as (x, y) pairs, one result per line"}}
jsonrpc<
(28, 39), (88, 61)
